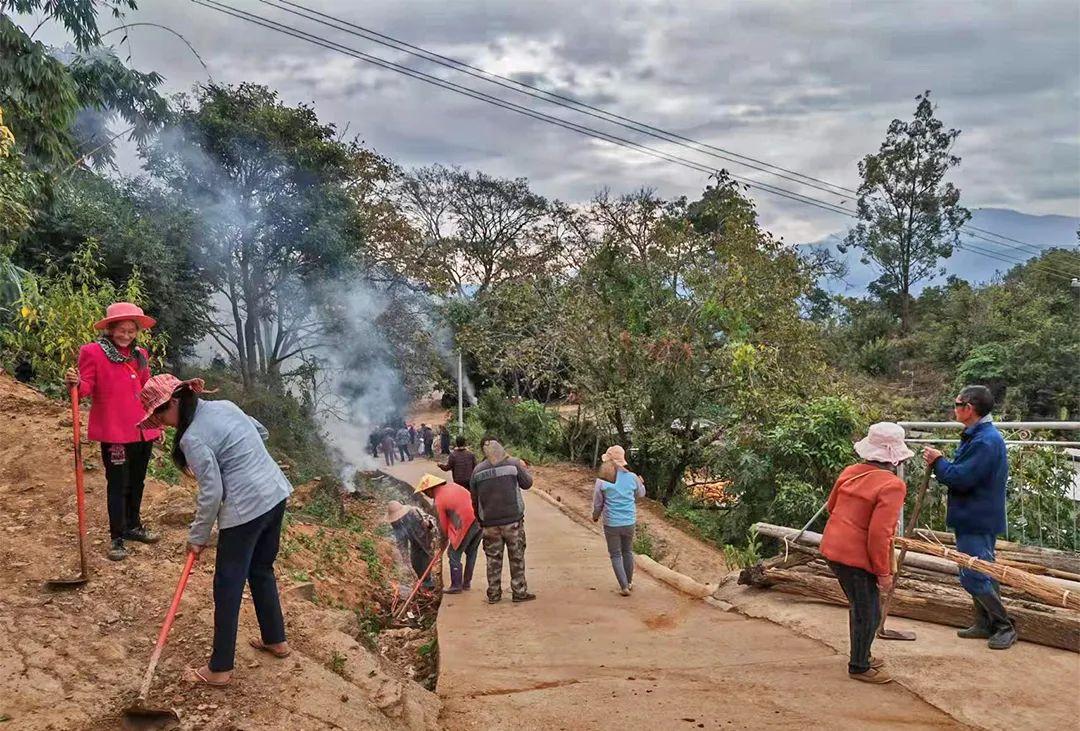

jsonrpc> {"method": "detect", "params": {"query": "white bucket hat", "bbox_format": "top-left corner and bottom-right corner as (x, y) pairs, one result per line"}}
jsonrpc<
(853, 422), (915, 465)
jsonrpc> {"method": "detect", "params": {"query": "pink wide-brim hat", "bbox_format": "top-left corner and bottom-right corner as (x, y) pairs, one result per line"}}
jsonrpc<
(136, 374), (209, 428)
(94, 302), (156, 331)
(853, 422), (915, 465)
(601, 445), (628, 468)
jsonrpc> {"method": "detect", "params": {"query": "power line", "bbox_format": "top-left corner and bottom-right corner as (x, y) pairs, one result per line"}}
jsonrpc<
(965, 223), (1077, 254)
(190, 0), (855, 220)
(264, 0), (1071, 261)
(264, 0), (855, 201)
(190, 0), (1079, 284)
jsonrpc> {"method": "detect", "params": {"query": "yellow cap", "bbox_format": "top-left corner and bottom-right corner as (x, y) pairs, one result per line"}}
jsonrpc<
(414, 474), (447, 493)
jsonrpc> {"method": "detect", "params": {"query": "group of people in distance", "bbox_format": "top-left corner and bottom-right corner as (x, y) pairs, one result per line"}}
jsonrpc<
(65, 301), (295, 687)
(61, 299), (1016, 690)
(387, 438), (647, 602)
(821, 384), (1014, 685)
(372, 421), (453, 466)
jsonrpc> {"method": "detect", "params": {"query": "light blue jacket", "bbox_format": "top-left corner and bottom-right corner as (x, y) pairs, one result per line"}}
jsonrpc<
(591, 469), (645, 527)
(181, 400), (293, 545)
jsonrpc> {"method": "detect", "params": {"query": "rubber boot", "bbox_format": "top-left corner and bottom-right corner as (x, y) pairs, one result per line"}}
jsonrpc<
(445, 565), (463, 594)
(462, 555), (476, 590)
(956, 597), (992, 639)
(977, 591), (1017, 650)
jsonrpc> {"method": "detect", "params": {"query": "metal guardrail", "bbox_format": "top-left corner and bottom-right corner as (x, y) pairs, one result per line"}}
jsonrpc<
(899, 421), (1080, 431)
(895, 420), (1079, 552)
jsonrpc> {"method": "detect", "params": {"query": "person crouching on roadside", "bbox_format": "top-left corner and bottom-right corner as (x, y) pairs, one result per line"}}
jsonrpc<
(820, 422), (911, 685)
(386, 500), (437, 590)
(137, 374), (293, 688)
(414, 474), (481, 594)
(64, 302), (161, 561)
(591, 446), (646, 597)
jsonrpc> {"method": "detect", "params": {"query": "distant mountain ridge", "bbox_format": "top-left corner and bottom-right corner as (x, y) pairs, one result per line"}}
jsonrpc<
(805, 208), (1079, 296)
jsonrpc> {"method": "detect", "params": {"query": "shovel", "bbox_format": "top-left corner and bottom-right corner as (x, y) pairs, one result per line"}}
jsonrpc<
(123, 550), (198, 727)
(877, 466), (933, 641)
(46, 386), (90, 589)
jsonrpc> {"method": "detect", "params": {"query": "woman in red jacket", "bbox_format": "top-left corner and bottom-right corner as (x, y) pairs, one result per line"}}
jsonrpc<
(820, 422), (912, 685)
(64, 302), (161, 561)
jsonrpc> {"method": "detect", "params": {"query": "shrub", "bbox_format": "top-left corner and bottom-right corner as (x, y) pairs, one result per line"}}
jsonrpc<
(178, 366), (333, 484)
(1, 242), (167, 393)
(462, 387), (566, 461)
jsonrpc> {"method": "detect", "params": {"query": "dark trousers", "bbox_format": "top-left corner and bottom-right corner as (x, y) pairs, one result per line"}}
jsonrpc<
(423, 439), (434, 458)
(828, 561), (879, 674)
(101, 441), (153, 540)
(956, 533), (998, 596)
(210, 499), (288, 672)
(383, 447), (395, 466)
(398, 444), (412, 462)
(449, 525), (482, 584)
(410, 544), (435, 589)
(603, 524), (635, 589)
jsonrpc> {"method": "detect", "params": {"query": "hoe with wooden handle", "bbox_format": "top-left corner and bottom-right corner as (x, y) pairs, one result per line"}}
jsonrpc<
(45, 386), (90, 589)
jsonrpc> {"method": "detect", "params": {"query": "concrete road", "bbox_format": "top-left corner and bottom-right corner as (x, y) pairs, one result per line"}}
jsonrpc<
(384, 458), (963, 730)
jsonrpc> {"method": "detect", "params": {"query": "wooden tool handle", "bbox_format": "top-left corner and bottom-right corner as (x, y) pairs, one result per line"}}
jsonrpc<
(137, 551), (198, 701)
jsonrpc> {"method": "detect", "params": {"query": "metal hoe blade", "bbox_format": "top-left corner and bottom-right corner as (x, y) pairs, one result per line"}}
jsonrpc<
(878, 627), (917, 641)
(120, 702), (180, 730)
(44, 575), (88, 589)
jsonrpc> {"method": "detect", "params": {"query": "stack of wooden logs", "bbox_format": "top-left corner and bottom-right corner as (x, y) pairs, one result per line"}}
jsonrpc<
(741, 523), (1080, 652)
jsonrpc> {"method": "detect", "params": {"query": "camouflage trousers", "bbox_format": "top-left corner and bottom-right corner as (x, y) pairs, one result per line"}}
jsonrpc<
(482, 520), (528, 601)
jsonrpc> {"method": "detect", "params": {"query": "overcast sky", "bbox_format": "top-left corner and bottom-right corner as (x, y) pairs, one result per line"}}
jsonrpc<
(28, 0), (1080, 242)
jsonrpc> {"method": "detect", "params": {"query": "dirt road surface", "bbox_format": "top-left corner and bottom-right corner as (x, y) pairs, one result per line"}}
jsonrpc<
(386, 458), (963, 730)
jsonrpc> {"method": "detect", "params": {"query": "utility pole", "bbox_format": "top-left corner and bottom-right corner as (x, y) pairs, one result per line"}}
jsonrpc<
(457, 350), (464, 435)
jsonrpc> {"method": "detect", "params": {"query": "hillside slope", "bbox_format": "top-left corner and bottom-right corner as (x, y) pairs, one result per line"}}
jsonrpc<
(0, 374), (439, 730)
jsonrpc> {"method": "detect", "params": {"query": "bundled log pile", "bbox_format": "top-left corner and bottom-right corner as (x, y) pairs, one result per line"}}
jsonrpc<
(740, 522), (1080, 652)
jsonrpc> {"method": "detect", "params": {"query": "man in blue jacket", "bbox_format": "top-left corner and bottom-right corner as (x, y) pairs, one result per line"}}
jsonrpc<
(923, 385), (1015, 650)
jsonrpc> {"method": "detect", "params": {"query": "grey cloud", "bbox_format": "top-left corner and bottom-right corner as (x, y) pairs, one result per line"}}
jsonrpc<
(24, 0), (1079, 239)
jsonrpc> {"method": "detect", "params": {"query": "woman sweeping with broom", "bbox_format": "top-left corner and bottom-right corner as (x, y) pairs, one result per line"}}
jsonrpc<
(136, 374), (293, 687)
(64, 302), (161, 561)
(820, 422), (911, 684)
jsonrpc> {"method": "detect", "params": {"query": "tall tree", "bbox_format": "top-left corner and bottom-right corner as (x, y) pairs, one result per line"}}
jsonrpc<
(843, 91), (970, 332)
(398, 165), (553, 297)
(143, 83), (396, 386)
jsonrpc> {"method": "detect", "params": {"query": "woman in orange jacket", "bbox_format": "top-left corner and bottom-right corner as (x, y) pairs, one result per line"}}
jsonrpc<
(820, 422), (912, 684)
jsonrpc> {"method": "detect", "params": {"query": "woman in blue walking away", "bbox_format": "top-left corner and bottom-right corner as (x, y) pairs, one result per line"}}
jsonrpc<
(137, 374), (293, 687)
(591, 446), (646, 596)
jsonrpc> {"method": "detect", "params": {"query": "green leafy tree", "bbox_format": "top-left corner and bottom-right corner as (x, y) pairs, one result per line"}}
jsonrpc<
(0, 1), (168, 169)
(398, 165), (554, 297)
(17, 170), (212, 356)
(843, 92), (970, 332)
(143, 83), (397, 386)
(561, 179), (826, 502)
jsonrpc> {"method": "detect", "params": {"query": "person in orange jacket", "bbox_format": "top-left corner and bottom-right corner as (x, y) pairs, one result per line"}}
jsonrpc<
(820, 422), (912, 685)
(414, 474), (481, 594)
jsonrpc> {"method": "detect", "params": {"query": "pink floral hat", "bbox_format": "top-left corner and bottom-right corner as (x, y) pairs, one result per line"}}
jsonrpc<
(136, 374), (210, 429)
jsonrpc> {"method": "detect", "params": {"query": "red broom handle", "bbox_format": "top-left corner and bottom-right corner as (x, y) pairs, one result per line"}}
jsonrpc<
(137, 550), (198, 702)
